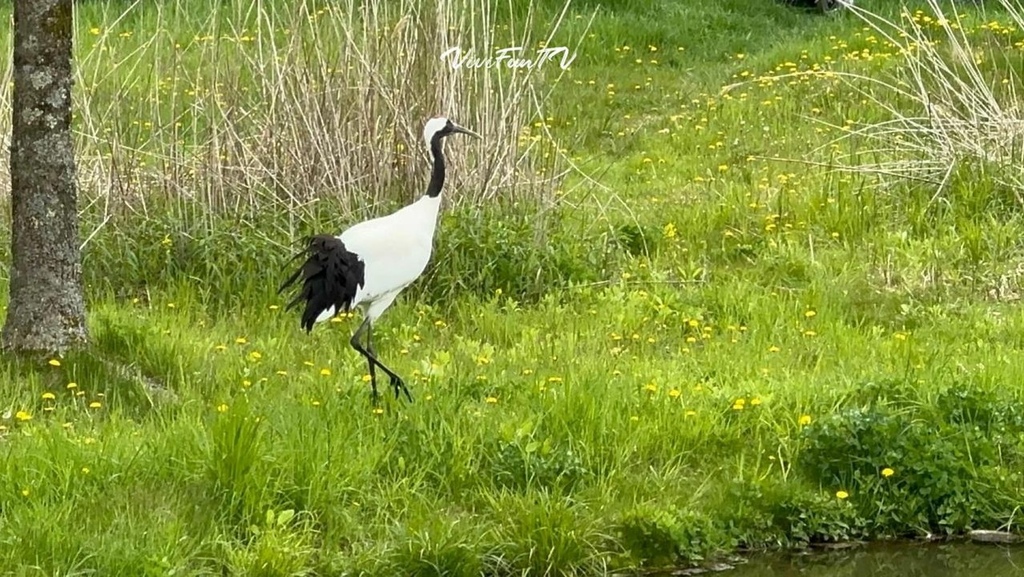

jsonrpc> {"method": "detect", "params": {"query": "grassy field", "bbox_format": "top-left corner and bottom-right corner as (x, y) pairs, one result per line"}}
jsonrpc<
(1, 0), (1024, 574)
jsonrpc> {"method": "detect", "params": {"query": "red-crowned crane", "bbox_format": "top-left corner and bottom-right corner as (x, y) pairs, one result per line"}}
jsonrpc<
(278, 116), (479, 403)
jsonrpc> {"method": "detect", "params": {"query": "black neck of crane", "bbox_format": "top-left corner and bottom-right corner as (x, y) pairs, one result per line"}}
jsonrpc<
(425, 134), (445, 198)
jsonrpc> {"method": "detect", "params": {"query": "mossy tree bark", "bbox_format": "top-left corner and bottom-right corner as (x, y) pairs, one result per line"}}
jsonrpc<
(2, 0), (88, 353)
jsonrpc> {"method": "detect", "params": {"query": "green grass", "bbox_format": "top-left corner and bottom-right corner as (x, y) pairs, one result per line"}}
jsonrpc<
(1, 0), (1024, 574)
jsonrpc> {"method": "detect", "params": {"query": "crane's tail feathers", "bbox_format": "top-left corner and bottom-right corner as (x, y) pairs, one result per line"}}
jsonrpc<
(278, 234), (366, 332)
(277, 235), (318, 294)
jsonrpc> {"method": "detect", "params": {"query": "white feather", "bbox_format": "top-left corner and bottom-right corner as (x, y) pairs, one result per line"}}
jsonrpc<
(339, 194), (443, 319)
(423, 117), (449, 149)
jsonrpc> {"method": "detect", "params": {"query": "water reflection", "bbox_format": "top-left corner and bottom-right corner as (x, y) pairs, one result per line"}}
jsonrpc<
(727, 543), (1024, 577)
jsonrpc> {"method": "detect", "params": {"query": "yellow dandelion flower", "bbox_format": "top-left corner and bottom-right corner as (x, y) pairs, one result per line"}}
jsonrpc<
(41, 392), (56, 401)
(836, 490), (849, 500)
(235, 337), (247, 344)
(750, 397), (762, 406)
(320, 368), (331, 376)
(522, 368), (534, 375)
(214, 344), (227, 352)
(485, 396), (498, 404)
(248, 351), (262, 361)
(881, 467), (895, 477)
(276, 370), (288, 376)
(311, 400), (321, 407)
(361, 374), (372, 383)
(804, 310), (816, 318)
(21, 488), (29, 497)
(48, 359), (61, 367)
(798, 414), (812, 426)
(268, 304), (279, 310)
(548, 376), (563, 383)
(643, 382), (658, 393)
(15, 411), (32, 421)
(668, 388), (681, 398)
(768, 345), (780, 353)
(81, 467), (90, 474)
(66, 382), (77, 389)
(89, 402), (101, 409)
(629, 415), (639, 422)
(685, 410), (697, 417)
(216, 404), (228, 413)
(372, 407), (384, 416)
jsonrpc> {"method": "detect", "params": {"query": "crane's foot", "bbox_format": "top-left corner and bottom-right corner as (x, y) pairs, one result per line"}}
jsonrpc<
(391, 375), (413, 402)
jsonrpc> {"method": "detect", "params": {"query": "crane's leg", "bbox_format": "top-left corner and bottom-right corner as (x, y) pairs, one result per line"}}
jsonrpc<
(350, 318), (380, 401)
(350, 317), (413, 402)
(364, 325), (412, 401)
(365, 325), (379, 401)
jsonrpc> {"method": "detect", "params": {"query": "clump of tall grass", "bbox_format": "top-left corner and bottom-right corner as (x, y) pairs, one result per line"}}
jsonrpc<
(0, 0), (586, 223)
(827, 0), (1024, 203)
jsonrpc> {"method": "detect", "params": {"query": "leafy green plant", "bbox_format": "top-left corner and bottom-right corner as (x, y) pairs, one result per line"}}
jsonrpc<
(798, 387), (1023, 536)
(486, 418), (589, 492)
(224, 508), (317, 577)
(615, 504), (718, 567)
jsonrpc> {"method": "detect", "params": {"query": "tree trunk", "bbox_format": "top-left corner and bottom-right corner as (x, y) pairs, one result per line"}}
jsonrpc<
(3, 0), (88, 353)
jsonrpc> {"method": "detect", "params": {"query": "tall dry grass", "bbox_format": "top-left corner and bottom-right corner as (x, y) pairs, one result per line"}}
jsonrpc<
(824, 0), (1024, 202)
(0, 0), (588, 224)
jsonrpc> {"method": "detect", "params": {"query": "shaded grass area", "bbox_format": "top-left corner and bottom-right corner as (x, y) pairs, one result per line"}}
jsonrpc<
(1, 0), (1024, 574)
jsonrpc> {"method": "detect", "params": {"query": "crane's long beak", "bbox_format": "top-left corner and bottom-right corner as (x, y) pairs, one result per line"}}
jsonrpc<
(451, 123), (481, 138)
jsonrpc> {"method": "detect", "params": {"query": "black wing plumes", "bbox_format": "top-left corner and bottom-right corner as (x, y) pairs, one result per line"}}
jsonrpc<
(278, 234), (365, 332)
